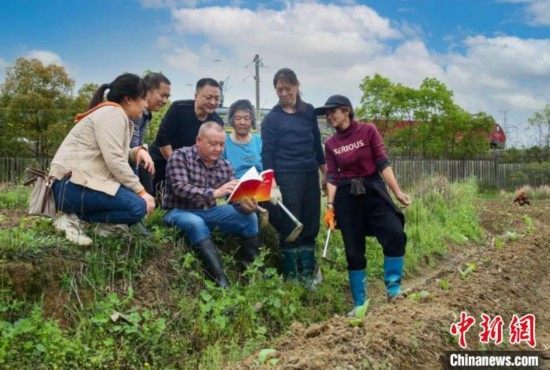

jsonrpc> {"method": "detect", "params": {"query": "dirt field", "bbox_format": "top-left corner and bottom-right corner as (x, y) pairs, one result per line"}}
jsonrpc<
(236, 199), (550, 369)
(2, 198), (548, 368)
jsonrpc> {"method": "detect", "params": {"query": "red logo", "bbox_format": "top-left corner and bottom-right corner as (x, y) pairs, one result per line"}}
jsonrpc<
(509, 314), (536, 348)
(450, 312), (476, 349)
(479, 314), (504, 345)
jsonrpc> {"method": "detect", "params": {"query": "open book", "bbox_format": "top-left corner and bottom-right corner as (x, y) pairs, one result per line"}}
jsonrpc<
(227, 167), (274, 203)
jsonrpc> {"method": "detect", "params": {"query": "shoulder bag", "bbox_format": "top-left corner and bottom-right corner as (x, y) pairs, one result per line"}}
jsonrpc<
(24, 167), (56, 218)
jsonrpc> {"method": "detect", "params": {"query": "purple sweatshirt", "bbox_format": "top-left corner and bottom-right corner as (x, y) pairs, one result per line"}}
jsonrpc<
(325, 121), (390, 185)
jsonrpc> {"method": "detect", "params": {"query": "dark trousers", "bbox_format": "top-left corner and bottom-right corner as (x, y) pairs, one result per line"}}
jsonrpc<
(269, 171), (320, 249)
(135, 163), (153, 195)
(152, 159), (167, 199)
(335, 184), (406, 271)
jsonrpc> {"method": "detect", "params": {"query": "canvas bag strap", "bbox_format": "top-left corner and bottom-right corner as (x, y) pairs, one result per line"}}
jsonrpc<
(24, 167), (50, 186)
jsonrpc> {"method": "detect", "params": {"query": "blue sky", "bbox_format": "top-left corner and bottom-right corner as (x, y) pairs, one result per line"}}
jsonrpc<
(1, 0), (549, 146)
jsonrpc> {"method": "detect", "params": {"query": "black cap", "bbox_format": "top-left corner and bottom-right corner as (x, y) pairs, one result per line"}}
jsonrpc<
(313, 95), (353, 116)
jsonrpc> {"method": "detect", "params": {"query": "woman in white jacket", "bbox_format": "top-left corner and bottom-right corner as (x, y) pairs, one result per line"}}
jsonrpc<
(50, 73), (155, 245)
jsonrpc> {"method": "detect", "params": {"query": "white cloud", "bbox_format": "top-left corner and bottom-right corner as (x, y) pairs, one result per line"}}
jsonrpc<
(443, 36), (550, 115)
(502, 0), (550, 26)
(164, 46), (203, 72)
(159, 1), (549, 146)
(163, 2), (405, 108)
(25, 50), (64, 66)
(138, 0), (210, 8)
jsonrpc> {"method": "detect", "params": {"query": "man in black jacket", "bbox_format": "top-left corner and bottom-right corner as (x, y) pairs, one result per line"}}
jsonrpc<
(149, 78), (224, 196)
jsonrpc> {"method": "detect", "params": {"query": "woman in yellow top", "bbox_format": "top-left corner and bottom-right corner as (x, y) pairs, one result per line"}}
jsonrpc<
(50, 73), (156, 246)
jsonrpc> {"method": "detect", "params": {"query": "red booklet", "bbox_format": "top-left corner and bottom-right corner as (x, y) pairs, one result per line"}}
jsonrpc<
(227, 167), (274, 203)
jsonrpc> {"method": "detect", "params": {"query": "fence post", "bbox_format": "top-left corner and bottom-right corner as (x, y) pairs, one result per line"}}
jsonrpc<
(493, 151), (501, 188)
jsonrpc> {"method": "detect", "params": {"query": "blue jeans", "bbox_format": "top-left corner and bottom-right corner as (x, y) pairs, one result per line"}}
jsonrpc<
(52, 177), (146, 225)
(164, 204), (258, 245)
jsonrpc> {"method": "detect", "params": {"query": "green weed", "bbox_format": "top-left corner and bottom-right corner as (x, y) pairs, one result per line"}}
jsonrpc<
(0, 186), (29, 209)
(459, 262), (477, 280)
(257, 348), (279, 366)
(494, 237), (505, 249)
(0, 176), (489, 368)
(522, 215), (534, 235)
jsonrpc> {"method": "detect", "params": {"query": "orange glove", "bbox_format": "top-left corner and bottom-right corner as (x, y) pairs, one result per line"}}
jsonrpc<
(323, 208), (336, 230)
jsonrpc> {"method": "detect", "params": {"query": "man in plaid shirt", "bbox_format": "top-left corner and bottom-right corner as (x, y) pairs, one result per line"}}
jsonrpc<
(163, 121), (260, 288)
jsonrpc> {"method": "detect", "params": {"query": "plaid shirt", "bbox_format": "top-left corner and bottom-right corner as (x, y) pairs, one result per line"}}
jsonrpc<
(163, 146), (236, 210)
(130, 110), (152, 148)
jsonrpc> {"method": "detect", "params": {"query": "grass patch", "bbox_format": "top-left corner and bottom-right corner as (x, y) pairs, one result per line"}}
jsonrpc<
(0, 176), (485, 368)
(0, 185), (30, 209)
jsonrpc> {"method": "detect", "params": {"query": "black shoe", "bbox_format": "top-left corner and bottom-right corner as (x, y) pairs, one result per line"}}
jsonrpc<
(131, 222), (153, 237)
(237, 235), (260, 269)
(193, 238), (230, 288)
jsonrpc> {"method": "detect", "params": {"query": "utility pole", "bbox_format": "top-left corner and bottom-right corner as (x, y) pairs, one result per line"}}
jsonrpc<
(253, 54), (261, 119)
(500, 109), (508, 134)
(219, 80), (225, 107)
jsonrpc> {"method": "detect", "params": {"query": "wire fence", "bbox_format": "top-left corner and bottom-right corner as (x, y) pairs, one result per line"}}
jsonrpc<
(0, 156), (548, 190)
(391, 158), (548, 189)
(0, 157), (52, 184)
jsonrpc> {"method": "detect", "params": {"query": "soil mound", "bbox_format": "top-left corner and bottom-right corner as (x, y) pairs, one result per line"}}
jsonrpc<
(235, 200), (550, 369)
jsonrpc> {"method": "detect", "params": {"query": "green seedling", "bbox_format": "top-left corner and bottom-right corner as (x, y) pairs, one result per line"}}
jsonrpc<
(494, 237), (505, 249)
(522, 215), (534, 235)
(506, 231), (519, 241)
(408, 290), (430, 301)
(459, 262), (477, 280)
(348, 300), (370, 326)
(440, 280), (449, 290)
(257, 348), (279, 366)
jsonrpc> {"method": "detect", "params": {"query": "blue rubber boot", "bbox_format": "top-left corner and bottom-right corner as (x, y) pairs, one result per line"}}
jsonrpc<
(280, 248), (298, 280)
(384, 256), (404, 299)
(348, 269), (367, 315)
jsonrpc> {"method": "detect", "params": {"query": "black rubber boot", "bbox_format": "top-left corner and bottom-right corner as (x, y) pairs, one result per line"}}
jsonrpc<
(237, 235), (260, 269)
(280, 248), (298, 280)
(131, 222), (153, 237)
(298, 245), (316, 288)
(192, 238), (230, 288)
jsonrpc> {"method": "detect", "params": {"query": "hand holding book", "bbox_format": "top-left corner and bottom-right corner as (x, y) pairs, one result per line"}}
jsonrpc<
(227, 167), (274, 203)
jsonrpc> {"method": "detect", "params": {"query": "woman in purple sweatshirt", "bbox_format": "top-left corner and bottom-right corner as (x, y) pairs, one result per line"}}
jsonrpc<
(314, 95), (411, 316)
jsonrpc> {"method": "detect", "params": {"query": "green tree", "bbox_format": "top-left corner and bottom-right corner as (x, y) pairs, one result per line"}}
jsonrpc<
(1, 58), (75, 158)
(357, 74), (492, 159)
(414, 78), (456, 157)
(72, 83), (99, 112)
(356, 74), (419, 156)
(528, 104), (550, 161)
(357, 74), (396, 123)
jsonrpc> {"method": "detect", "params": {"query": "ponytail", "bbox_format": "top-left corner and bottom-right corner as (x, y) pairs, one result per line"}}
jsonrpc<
(88, 84), (110, 109)
(88, 73), (147, 109)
